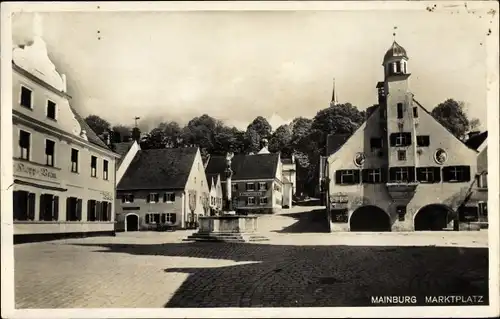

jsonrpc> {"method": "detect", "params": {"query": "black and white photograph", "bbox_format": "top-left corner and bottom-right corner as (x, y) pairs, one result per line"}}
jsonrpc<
(1, 1), (499, 318)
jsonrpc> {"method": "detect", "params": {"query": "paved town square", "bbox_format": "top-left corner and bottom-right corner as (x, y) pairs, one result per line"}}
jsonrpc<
(15, 207), (489, 308)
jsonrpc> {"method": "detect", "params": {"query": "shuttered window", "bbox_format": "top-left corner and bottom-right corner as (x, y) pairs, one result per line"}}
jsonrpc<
(442, 166), (471, 182)
(416, 167), (441, 183)
(335, 170), (361, 185)
(389, 167), (415, 183)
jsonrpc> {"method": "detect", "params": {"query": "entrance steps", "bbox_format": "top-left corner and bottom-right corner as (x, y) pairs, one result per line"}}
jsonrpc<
(183, 231), (269, 243)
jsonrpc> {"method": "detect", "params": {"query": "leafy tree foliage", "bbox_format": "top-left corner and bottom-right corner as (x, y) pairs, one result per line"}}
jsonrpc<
(247, 116), (272, 141)
(431, 99), (480, 140)
(111, 125), (132, 143)
(84, 115), (111, 136)
(269, 124), (293, 157)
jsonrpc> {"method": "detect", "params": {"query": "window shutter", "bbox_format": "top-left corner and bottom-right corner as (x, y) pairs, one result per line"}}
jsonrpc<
(416, 168), (423, 182)
(408, 167), (416, 181)
(163, 193), (167, 202)
(28, 193), (35, 220)
(161, 214), (166, 223)
(53, 196), (59, 221)
(121, 196), (125, 203)
(171, 213), (177, 224)
(335, 170), (342, 184)
(145, 214), (150, 223)
(404, 133), (412, 146)
(433, 167), (441, 183)
(39, 195), (45, 221)
(463, 166), (471, 182)
(361, 169), (369, 183)
(353, 170), (361, 184)
(146, 194), (150, 203)
(389, 168), (396, 182)
(380, 168), (388, 183)
(96, 201), (102, 220)
(87, 200), (92, 221)
(66, 198), (72, 221)
(442, 167), (451, 182)
(77, 199), (82, 221)
(389, 133), (397, 146)
(106, 202), (112, 221)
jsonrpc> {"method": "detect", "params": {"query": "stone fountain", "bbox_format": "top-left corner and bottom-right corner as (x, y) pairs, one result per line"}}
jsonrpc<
(185, 152), (269, 243)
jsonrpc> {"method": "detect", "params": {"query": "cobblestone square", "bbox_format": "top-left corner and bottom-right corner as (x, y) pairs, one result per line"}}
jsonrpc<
(14, 209), (489, 308)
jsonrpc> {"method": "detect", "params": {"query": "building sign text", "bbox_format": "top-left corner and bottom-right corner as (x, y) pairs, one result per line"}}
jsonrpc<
(240, 191), (263, 197)
(14, 162), (57, 179)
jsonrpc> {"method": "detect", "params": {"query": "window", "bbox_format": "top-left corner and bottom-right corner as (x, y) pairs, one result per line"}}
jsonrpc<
(71, 148), (79, 173)
(91, 156), (97, 177)
(259, 182), (268, 191)
(45, 139), (55, 166)
(146, 213), (176, 224)
(246, 183), (256, 191)
(19, 130), (31, 160)
(247, 197), (255, 205)
(101, 201), (112, 221)
(397, 206), (406, 221)
(87, 200), (111, 221)
(395, 61), (401, 73)
(122, 194), (134, 203)
(231, 183), (238, 192)
(20, 86), (32, 108)
(413, 107), (418, 118)
(397, 103), (404, 119)
(163, 193), (175, 202)
(390, 132), (411, 147)
(87, 200), (97, 221)
(397, 150), (406, 161)
(103, 160), (109, 180)
(478, 202), (488, 218)
(416, 167), (441, 183)
(362, 168), (385, 184)
(147, 193), (160, 203)
(66, 197), (82, 221)
(260, 197), (268, 205)
(47, 100), (56, 120)
(477, 173), (488, 189)
(39, 194), (59, 221)
(370, 138), (383, 149)
(194, 177), (197, 184)
(334, 169), (361, 185)
(442, 166), (471, 182)
(13, 190), (35, 221)
(389, 167), (415, 183)
(416, 135), (430, 147)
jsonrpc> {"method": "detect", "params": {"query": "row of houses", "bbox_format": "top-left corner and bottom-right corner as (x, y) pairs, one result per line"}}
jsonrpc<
(10, 17), (297, 242)
(319, 40), (489, 232)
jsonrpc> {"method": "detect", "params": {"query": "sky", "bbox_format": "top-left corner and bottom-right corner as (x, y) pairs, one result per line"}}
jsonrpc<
(11, 7), (493, 132)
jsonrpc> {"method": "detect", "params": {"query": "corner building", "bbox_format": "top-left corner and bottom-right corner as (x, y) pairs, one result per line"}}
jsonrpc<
(327, 41), (479, 232)
(12, 22), (119, 243)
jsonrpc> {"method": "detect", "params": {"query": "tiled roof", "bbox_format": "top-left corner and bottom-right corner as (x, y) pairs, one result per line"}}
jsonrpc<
(465, 131), (488, 151)
(205, 153), (280, 181)
(117, 147), (198, 191)
(206, 173), (220, 186)
(70, 106), (111, 151)
(326, 133), (351, 156)
(114, 141), (135, 166)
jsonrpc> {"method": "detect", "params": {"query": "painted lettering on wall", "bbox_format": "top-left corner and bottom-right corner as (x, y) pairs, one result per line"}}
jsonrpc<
(240, 191), (263, 197)
(14, 162), (57, 179)
(101, 191), (113, 201)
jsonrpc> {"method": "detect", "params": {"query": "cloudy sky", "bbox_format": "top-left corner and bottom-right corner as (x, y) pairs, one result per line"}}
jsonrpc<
(11, 6), (493, 131)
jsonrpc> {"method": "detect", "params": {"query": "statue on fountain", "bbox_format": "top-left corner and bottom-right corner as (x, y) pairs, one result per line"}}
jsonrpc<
(223, 152), (236, 215)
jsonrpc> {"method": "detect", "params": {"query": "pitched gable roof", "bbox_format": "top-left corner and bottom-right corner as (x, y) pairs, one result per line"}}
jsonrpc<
(465, 131), (488, 151)
(70, 107), (111, 151)
(114, 141), (135, 166)
(205, 153), (280, 181)
(117, 147), (198, 191)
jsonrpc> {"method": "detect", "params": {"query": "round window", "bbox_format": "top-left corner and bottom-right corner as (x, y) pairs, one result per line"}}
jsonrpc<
(434, 148), (447, 165)
(354, 152), (366, 167)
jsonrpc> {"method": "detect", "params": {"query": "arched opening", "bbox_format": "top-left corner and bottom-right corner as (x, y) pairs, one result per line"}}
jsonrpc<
(349, 206), (391, 232)
(125, 214), (139, 232)
(414, 204), (452, 231)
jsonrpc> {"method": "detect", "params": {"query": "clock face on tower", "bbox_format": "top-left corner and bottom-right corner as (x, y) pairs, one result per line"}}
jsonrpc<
(354, 152), (366, 167)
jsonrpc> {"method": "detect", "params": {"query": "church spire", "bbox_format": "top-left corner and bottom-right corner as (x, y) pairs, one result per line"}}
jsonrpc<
(331, 78), (338, 106)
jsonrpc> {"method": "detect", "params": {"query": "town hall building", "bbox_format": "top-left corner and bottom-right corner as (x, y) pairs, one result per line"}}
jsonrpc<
(326, 40), (481, 232)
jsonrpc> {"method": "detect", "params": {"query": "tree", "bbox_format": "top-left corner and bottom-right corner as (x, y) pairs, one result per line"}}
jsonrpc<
(84, 115), (110, 136)
(269, 124), (293, 157)
(158, 121), (183, 147)
(431, 99), (478, 140)
(214, 126), (246, 155)
(111, 125), (132, 143)
(244, 127), (261, 154)
(247, 116), (272, 141)
(181, 114), (223, 154)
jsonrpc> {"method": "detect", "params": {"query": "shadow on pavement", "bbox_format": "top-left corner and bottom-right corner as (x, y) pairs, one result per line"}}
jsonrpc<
(71, 242), (489, 308)
(274, 208), (330, 233)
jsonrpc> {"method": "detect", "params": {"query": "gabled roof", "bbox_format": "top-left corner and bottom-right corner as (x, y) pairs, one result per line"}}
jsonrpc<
(465, 131), (488, 151)
(206, 173), (220, 189)
(114, 141), (135, 166)
(117, 147), (198, 191)
(205, 153), (280, 181)
(70, 106), (111, 151)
